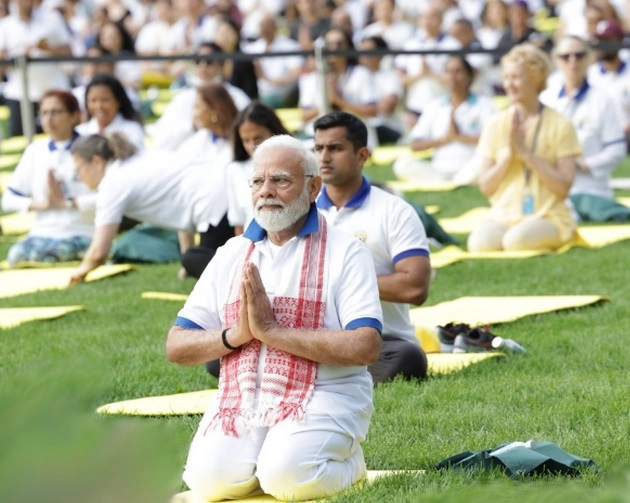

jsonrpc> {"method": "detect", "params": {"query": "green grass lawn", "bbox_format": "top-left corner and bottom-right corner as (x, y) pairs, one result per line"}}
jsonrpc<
(1, 159), (629, 503)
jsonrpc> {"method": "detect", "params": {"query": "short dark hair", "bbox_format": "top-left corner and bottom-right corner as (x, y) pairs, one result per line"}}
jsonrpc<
(232, 101), (289, 161)
(313, 112), (367, 150)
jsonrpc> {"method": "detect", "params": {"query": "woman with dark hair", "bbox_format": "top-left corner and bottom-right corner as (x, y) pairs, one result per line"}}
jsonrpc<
(95, 19), (141, 90)
(174, 83), (240, 279)
(175, 82), (238, 167)
(69, 133), (231, 283)
(227, 101), (289, 235)
(77, 73), (145, 150)
(1, 89), (93, 266)
(214, 16), (259, 100)
(393, 55), (496, 185)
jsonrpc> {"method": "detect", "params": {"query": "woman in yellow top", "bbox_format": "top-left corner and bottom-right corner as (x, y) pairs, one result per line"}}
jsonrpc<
(468, 43), (581, 252)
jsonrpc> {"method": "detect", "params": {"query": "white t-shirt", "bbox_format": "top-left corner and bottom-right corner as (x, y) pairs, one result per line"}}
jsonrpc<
(395, 34), (462, 113)
(317, 180), (430, 345)
(149, 84), (251, 151)
(76, 114), (145, 151)
(409, 93), (496, 179)
(541, 80), (627, 198)
(176, 207), (383, 383)
(94, 150), (228, 232)
(1, 135), (94, 239)
(0, 9), (71, 101)
(587, 60), (630, 132)
(175, 128), (233, 168)
(244, 36), (303, 97)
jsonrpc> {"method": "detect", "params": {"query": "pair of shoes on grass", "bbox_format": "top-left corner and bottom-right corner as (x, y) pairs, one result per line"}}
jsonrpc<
(437, 323), (496, 353)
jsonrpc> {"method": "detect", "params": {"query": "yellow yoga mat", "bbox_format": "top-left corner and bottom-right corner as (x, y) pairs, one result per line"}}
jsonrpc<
(0, 264), (134, 299)
(96, 352), (500, 417)
(615, 196), (630, 207)
(410, 295), (606, 330)
(0, 305), (85, 329)
(0, 211), (34, 236)
(141, 291), (188, 302)
(368, 145), (433, 167)
(439, 207), (490, 234)
(96, 389), (218, 416)
(574, 225), (630, 248)
(171, 471), (424, 503)
(385, 179), (460, 193)
(431, 245), (551, 263)
(0, 153), (21, 171)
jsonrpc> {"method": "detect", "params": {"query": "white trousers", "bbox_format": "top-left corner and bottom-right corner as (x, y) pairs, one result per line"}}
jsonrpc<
(183, 379), (372, 502)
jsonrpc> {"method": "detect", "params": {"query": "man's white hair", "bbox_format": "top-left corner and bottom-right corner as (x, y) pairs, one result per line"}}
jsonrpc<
(253, 135), (318, 176)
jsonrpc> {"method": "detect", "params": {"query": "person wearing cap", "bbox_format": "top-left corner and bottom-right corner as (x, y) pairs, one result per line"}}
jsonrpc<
(541, 35), (629, 222)
(587, 19), (630, 151)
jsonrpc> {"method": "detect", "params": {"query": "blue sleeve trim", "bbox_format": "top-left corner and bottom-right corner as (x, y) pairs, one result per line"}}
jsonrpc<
(8, 187), (26, 197)
(393, 248), (430, 264)
(174, 316), (204, 329)
(346, 317), (383, 334)
(602, 138), (627, 147)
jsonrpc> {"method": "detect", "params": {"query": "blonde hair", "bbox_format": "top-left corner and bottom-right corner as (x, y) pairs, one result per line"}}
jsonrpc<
(501, 43), (552, 93)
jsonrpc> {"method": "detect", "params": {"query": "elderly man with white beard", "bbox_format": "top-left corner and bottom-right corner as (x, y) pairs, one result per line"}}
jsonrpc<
(166, 135), (384, 502)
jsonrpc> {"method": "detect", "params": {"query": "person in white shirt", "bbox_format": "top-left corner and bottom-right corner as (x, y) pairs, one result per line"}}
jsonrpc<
(358, 0), (415, 52)
(148, 42), (251, 151)
(541, 35), (629, 221)
(393, 56), (496, 185)
(358, 35), (405, 145)
(68, 133), (230, 284)
(394, 1), (461, 131)
(168, 134), (383, 502)
(76, 73), (145, 151)
(0, 0), (72, 136)
(314, 112), (431, 384)
(244, 13), (303, 108)
(299, 26), (378, 146)
(587, 19), (630, 151)
(2, 90), (93, 265)
(174, 83), (240, 279)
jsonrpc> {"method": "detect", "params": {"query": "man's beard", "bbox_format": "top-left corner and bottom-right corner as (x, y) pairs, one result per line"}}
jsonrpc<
(254, 188), (311, 233)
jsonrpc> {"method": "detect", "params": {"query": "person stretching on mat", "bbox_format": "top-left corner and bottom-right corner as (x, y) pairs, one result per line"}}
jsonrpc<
(68, 133), (232, 284)
(468, 43), (581, 252)
(313, 111), (432, 384)
(166, 135), (383, 502)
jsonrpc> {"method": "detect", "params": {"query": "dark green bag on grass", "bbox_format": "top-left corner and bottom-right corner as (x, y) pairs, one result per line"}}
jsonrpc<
(111, 224), (181, 263)
(434, 440), (599, 478)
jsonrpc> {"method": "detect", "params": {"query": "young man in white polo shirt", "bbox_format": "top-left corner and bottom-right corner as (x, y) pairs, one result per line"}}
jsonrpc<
(314, 111), (432, 383)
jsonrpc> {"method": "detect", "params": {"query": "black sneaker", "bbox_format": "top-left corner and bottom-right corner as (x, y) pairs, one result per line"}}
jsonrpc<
(437, 322), (471, 353)
(453, 326), (497, 353)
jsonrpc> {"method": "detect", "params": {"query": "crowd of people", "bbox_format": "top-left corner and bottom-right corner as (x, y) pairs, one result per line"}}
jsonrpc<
(2, 1), (630, 500)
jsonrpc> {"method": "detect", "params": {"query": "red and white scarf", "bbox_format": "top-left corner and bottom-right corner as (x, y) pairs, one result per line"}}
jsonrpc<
(210, 214), (329, 437)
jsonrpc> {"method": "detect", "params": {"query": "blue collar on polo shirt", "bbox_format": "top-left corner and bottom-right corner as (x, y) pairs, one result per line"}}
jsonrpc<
(558, 79), (590, 100)
(210, 132), (227, 142)
(48, 130), (80, 152)
(243, 202), (320, 242)
(599, 60), (626, 74)
(316, 176), (371, 210)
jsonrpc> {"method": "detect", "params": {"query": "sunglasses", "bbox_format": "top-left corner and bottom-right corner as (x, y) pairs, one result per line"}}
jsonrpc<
(557, 51), (587, 62)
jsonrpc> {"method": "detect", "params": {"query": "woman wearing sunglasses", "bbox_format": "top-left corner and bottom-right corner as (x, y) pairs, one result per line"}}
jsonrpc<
(540, 35), (629, 222)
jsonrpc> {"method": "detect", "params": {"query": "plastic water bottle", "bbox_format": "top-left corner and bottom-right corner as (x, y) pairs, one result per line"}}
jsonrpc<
(491, 336), (526, 354)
